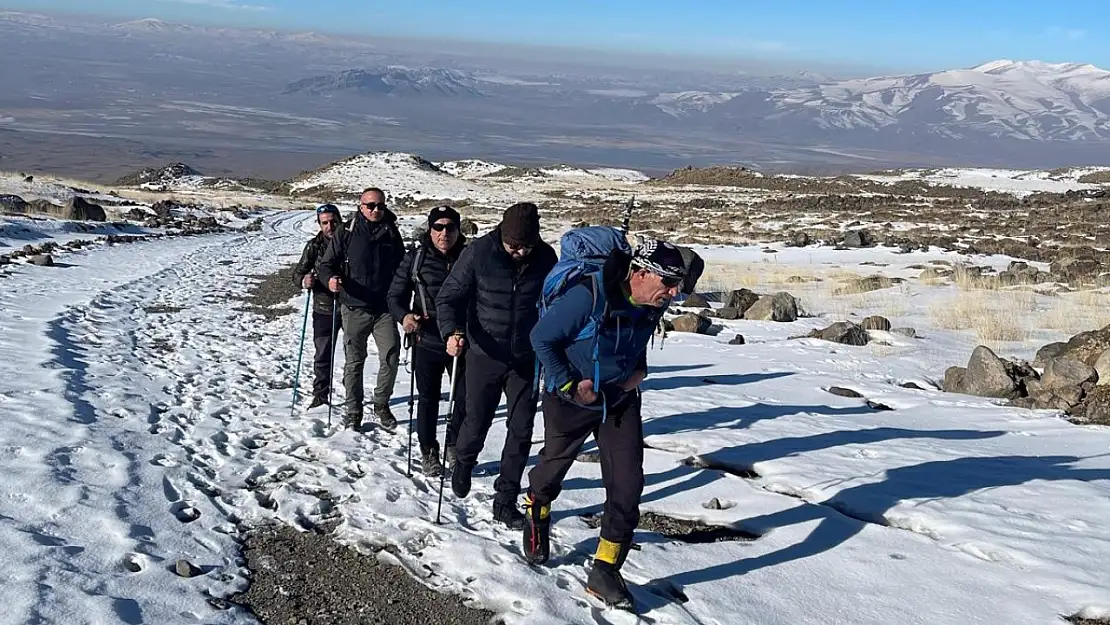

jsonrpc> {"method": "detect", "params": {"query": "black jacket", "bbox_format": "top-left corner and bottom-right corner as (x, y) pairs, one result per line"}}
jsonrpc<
(436, 226), (558, 364)
(387, 232), (467, 352)
(316, 208), (405, 313)
(294, 231), (338, 315)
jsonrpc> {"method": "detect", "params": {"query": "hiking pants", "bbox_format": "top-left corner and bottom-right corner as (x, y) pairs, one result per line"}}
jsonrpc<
(412, 344), (466, 454)
(528, 391), (644, 545)
(311, 309), (341, 400)
(455, 352), (538, 506)
(340, 305), (400, 416)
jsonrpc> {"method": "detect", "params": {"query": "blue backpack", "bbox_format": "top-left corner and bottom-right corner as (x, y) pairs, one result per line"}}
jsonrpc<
(534, 226), (632, 395)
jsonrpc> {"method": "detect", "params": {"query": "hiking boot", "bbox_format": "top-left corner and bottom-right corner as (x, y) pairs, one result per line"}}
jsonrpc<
(306, 395), (328, 409)
(493, 500), (525, 530)
(451, 463), (473, 498)
(344, 412), (363, 431)
(586, 539), (633, 610)
(422, 449), (443, 478)
(521, 493), (550, 565)
(444, 445), (457, 470)
(374, 403), (397, 430)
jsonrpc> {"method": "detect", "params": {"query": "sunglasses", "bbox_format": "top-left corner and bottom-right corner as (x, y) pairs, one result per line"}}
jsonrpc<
(660, 275), (683, 288)
(431, 222), (458, 232)
(360, 201), (386, 210)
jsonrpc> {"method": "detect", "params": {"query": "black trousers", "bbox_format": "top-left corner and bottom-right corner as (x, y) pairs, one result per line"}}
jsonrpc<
(411, 344), (466, 455)
(455, 351), (538, 505)
(527, 391), (644, 544)
(311, 309), (341, 399)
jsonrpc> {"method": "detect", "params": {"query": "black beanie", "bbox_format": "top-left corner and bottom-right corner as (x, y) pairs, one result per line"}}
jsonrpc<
(500, 202), (541, 246)
(428, 205), (461, 228)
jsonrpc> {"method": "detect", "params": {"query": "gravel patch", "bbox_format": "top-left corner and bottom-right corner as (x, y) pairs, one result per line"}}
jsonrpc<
(236, 263), (301, 321)
(581, 511), (757, 543)
(230, 523), (501, 625)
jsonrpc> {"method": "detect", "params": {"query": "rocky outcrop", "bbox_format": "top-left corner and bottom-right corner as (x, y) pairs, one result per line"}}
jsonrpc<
(860, 316), (891, 331)
(843, 229), (872, 248)
(0, 194), (28, 214)
(744, 292), (798, 322)
(670, 313), (711, 334)
(805, 322), (870, 346)
(942, 346), (1021, 399)
(943, 337), (1110, 420)
(681, 293), (710, 308)
(834, 275), (903, 295)
(26, 197), (106, 221)
(724, 289), (760, 315)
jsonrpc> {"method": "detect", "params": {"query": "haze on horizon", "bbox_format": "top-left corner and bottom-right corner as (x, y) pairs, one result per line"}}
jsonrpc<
(4, 0), (1104, 76)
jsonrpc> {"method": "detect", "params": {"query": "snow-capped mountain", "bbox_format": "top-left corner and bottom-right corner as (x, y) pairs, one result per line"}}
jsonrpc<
(283, 67), (484, 97)
(651, 91), (742, 118)
(761, 60), (1110, 141)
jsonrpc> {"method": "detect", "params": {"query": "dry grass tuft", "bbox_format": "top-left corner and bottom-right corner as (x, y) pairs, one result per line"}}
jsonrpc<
(696, 259), (835, 296)
(952, 264), (1003, 291)
(1038, 290), (1110, 334)
(927, 289), (1034, 342)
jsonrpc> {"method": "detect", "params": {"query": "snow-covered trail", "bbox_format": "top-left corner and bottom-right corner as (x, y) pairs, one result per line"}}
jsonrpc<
(2, 209), (1109, 624)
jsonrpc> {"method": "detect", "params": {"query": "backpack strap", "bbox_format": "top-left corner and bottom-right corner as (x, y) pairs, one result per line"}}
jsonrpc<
(410, 244), (430, 316)
(535, 273), (609, 398)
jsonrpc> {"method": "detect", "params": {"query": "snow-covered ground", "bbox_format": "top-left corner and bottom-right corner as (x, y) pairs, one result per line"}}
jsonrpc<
(855, 166), (1110, 197)
(0, 216), (154, 255)
(1, 209), (1109, 624)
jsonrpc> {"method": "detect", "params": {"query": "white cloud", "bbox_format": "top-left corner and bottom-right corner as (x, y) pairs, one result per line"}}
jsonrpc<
(157, 0), (269, 10)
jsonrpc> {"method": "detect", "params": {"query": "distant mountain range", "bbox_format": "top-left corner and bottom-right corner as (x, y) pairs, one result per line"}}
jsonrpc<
(765, 60), (1110, 142)
(289, 59), (1110, 143)
(284, 68), (484, 97)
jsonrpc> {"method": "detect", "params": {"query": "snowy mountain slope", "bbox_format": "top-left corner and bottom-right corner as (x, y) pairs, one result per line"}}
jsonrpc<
(287, 152), (497, 203)
(651, 91), (742, 118)
(283, 68), (484, 97)
(287, 152), (651, 206)
(856, 165), (1110, 197)
(766, 60), (1110, 141)
(3, 206), (1110, 623)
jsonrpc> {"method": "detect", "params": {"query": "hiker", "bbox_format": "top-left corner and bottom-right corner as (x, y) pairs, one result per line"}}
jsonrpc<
(435, 202), (557, 528)
(316, 187), (406, 431)
(293, 203), (344, 408)
(523, 237), (686, 610)
(386, 205), (468, 476)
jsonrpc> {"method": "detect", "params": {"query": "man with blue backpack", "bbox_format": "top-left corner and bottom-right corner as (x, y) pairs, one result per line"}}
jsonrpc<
(523, 230), (687, 610)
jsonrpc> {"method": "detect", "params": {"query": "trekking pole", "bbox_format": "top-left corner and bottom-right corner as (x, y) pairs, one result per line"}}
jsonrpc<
(620, 195), (635, 235)
(405, 337), (415, 477)
(291, 289), (311, 417)
(435, 354), (460, 525)
(326, 300), (339, 428)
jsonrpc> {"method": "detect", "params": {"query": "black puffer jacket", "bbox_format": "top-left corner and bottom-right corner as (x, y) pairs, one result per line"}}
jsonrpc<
(316, 208), (405, 313)
(293, 232), (338, 314)
(386, 232), (467, 352)
(436, 226), (557, 364)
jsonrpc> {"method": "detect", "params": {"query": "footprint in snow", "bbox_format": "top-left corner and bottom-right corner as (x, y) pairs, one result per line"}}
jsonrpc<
(170, 501), (201, 523)
(162, 476), (182, 502)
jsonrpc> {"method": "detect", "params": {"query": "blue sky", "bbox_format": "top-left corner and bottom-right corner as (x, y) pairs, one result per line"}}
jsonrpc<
(6, 0), (1106, 71)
